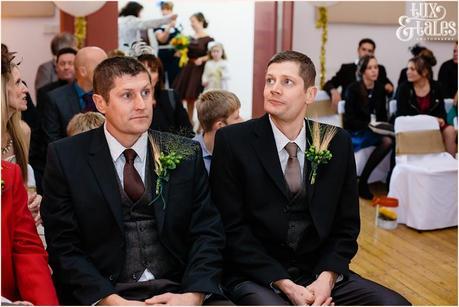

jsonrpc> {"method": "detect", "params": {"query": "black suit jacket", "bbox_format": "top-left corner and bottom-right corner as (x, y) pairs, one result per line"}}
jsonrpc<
(323, 62), (392, 97)
(42, 83), (81, 144)
(41, 127), (225, 305)
(210, 115), (360, 288)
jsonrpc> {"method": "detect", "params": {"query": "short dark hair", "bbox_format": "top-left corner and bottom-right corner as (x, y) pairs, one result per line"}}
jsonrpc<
(51, 32), (77, 56)
(93, 56), (151, 102)
(267, 50), (316, 88)
(192, 12), (208, 28)
(119, 1), (143, 17)
(56, 47), (77, 63)
(137, 54), (164, 96)
(358, 38), (376, 50)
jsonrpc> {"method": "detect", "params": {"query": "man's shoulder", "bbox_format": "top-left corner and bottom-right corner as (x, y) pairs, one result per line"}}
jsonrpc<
(218, 117), (259, 137)
(47, 83), (75, 101)
(151, 130), (200, 154)
(51, 127), (100, 154)
(340, 63), (356, 71)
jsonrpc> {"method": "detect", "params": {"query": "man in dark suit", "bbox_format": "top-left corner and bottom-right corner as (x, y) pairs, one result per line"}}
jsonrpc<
(323, 38), (393, 107)
(42, 46), (107, 144)
(210, 50), (409, 305)
(30, 47), (77, 193)
(41, 56), (225, 305)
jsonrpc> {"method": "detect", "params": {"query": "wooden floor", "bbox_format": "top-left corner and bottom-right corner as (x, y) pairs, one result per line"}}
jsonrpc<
(351, 188), (458, 305)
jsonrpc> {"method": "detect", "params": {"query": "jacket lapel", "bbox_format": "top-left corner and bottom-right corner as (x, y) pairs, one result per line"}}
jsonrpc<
(304, 119), (316, 208)
(147, 131), (166, 233)
(87, 127), (123, 232)
(252, 115), (290, 200)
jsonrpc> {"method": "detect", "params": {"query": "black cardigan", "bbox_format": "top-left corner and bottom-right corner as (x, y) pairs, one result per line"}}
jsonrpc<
(395, 80), (446, 120)
(343, 80), (388, 131)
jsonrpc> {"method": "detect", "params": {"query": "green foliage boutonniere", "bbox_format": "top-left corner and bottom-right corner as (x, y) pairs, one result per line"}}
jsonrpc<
(305, 120), (337, 185)
(149, 134), (197, 209)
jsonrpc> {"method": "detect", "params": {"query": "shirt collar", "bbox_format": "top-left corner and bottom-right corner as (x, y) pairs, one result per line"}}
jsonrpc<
(103, 123), (148, 163)
(73, 81), (92, 98)
(268, 115), (306, 153)
(193, 133), (212, 158)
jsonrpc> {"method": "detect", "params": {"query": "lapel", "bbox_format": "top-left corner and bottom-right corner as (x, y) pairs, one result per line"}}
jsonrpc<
(252, 115), (290, 200)
(146, 130), (166, 233)
(87, 126), (123, 232)
(304, 118), (316, 208)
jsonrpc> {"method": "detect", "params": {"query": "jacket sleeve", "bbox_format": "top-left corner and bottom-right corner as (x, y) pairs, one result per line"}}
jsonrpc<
(11, 164), (59, 305)
(323, 64), (346, 96)
(312, 131), (360, 277)
(210, 130), (290, 287)
(42, 92), (63, 144)
(395, 83), (412, 117)
(180, 143), (226, 295)
(41, 143), (116, 305)
(375, 84), (388, 122)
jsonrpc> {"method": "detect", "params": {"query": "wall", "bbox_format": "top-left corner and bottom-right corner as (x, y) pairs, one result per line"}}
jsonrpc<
(1, 4), (60, 99)
(118, 0), (255, 120)
(293, 1), (457, 92)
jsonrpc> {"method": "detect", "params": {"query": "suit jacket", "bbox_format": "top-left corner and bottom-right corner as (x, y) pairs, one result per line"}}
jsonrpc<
(343, 80), (388, 131)
(41, 127), (225, 305)
(42, 82), (81, 144)
(35, 59), (57, 92)
(1, 161), (59, 305)
(210, 115), (360, 287)
(323, 62), (392, 97)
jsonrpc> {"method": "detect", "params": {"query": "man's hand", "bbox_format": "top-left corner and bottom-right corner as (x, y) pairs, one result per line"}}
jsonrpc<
(98, 294), (146, 306)
(145, 292), (205, 305)
(330, 89), (341, 108)
(305, 271), (336, 306)
(274, 279), (314, 305)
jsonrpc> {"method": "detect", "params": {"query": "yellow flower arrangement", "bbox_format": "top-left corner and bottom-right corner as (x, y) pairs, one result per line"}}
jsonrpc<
(170, 34), (190, 68)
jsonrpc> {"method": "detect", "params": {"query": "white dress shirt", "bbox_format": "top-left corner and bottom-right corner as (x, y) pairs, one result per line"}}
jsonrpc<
(268, 115), (306, 177)
(103, 124), (148, 188)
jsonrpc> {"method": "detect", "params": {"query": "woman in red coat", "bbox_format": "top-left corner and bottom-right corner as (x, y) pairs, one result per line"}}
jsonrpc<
(1, 161), (59, 305)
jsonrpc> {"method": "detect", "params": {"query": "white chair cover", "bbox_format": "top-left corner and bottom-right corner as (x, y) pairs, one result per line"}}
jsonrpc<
(388, 115), (458, 230)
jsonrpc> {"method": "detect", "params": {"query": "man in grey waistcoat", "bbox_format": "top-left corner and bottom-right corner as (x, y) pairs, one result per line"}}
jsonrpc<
(41, 56), (226, 305)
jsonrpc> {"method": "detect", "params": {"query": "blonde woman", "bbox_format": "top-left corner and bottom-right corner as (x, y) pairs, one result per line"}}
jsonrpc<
(2, 49), (42, 225)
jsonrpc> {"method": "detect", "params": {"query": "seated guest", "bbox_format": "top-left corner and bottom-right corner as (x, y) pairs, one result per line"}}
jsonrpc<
(323, 38), (393, 107)
(210, 50), (409, 305)
(137, 52), (194, 137)
(194, 90), (242, 174)
(397, 44), (433, 86)
(1, 49), (42, 225)
(438, 41), (458, 99)
(1, 161), (59, 306)
(344, 55), (393, 200)
(41, 56), (225, 305)
(31, 47), (77, 192)
(34, 32), (77, 92)
(396, 55), (457, 156)
(66, 111), (105, 136)
(42, 46), (107, 144)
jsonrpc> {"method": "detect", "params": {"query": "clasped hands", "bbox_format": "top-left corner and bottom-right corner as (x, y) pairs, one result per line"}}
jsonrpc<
(99, 292), (204, 306)
(274, 271), (337, 306)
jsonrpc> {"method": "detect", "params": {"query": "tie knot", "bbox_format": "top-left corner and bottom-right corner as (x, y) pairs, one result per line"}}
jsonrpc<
(123, 149), (137, 163)
(82, 92), (93, 104)
(285, 142), (298, 158)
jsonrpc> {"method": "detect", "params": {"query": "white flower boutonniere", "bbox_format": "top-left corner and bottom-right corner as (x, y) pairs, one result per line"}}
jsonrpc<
(305, 120), (337, 185)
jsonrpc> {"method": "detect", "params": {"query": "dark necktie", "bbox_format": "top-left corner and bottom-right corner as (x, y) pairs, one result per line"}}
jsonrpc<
(82, 92), (97, 113)
(284, 142), (302, 194)
(123, 149), (145, 202)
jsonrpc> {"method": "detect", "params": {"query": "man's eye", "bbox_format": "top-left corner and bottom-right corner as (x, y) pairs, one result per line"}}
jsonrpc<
(122, 92), (131, 99)
(141, 89), (151, 97)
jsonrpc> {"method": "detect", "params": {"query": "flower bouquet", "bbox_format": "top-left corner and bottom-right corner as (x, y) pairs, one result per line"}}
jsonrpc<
(170, 34), (190, 67)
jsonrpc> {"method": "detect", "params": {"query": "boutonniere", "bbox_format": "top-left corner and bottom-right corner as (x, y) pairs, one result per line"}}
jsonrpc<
(148, 134), (197, 209)
(305, 120), (337, 185)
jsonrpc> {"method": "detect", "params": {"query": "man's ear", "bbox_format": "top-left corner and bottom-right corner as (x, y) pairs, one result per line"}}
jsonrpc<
(305, 86), (317, 105)
(92, 94), (107, 114)
(78, 66), (87, 78)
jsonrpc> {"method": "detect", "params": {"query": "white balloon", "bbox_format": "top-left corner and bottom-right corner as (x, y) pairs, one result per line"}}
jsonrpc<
(54, 1), (106, 17)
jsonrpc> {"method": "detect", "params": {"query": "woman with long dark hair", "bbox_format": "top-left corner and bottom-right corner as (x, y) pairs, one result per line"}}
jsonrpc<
(344, 55), (393, 199)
